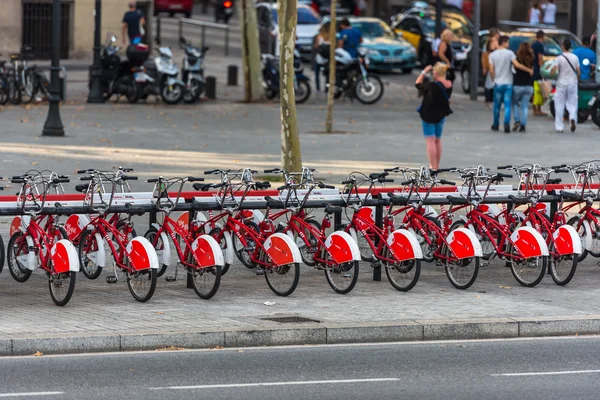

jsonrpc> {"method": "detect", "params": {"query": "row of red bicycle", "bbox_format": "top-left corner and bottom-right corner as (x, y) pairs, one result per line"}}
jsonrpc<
(0, 161), (598, 306)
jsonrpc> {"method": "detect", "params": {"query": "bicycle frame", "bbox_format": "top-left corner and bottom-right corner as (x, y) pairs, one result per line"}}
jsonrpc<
(87, 216), (135, 271)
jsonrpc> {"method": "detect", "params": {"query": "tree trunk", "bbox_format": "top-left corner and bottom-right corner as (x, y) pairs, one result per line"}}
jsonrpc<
(279, 0), (302, 172)
(238, 0), (263, 102)
(325, 0), (336, 133)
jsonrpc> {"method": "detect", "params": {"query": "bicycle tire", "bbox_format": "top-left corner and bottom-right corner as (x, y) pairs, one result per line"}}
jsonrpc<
(567, 216), (589, 262)
(7, 231), (33, 283)
(78, 229), (104, 280)
(20, 70), (37, 104)
(8, 75), (21, 105)
(232, 221), (260, 269)
(507, 245), (547, 287)
(295, 219), (321, 266)
(126, 268), (157, 302)
(0, 234), (5, 274)
(443, 221), (480, 290)
(49, 271), (76, 307)
(264, 262), (300, 297)
(383, 249), (421, 292)
(325, 260), (359, 295)
(144, 227), (169, 278)
(549, 244), (578, 286)
(188, 252), (222, 300)
(209, 227), (231, 275)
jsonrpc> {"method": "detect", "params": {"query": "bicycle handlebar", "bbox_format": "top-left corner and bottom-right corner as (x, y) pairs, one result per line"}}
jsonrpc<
(439, 179), (456, 186)
(80, 176), (93, 181)
(497, 165), (511, 170)
(204, 169), (219, 174)
(379, 178), (394, 183)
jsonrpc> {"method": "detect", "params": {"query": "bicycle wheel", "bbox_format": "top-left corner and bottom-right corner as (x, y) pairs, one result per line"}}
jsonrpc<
(324, 255), (359, 294)
(126, 268), (157, 302)
(567, 216), (588, 262)
(549, 244), (578, 286)
(78, 229), (103, 280)
(49, 270), (76, 307)
(144, 227), (169, 277)
(460, 220), (496, 261)
(296, 219), (321, 266)
(20, 70), (37, 104)
(209, 227), (231, 275)
(442, 241), (480, 290)
(0, 80), (8, 105)
(8, 76), (21, 105)
(264, 262), (300, 296)
(383, 248), (421, 292)
(7, 231), (33, 283)
(232, 221), (260, 269)
(0, 234), (5, 274)
(588, 222), (600, 258)
(507, 245), (547, 287)
(339, 223), (373, 262)
(188, 253), (222, 300)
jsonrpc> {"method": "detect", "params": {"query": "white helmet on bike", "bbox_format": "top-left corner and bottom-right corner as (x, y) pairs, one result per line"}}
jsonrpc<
(335, 48), (353, 65)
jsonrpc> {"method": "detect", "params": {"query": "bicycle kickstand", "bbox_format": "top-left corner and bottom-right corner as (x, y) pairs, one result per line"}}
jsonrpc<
(165, 264), (179, 282)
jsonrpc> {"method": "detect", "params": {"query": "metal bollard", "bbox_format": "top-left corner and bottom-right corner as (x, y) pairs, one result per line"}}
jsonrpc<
(227, 65), (238, 86)
(205, 76), (217, 99)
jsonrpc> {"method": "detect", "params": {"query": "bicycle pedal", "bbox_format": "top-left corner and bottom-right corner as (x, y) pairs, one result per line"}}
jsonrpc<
(106, 275), (118, 284)
(370, 259), (381, 268)
(254, 268), (265, 276)
(165, 275), (177, 282)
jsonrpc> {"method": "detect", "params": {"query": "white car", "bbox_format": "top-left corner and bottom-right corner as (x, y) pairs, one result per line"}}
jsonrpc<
(256, 3), (323, 60)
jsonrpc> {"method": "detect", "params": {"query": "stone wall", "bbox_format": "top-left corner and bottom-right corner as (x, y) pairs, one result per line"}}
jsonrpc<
(0, 0), (22, 56)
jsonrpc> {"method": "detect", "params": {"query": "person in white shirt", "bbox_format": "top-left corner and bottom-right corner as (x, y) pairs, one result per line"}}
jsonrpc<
(541, 0), (557, 25)
(551, 39), (581, 132)
(527, 2), (542, 25)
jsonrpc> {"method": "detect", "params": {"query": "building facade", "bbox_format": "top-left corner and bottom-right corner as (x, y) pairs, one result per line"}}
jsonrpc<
(0, 0), (153, 59)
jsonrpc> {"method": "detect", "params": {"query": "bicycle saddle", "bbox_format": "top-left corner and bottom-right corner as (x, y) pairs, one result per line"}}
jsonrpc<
(265, 196), (284, 208)
(388, 193), (408, 205)
(446, 196), (468, 204)
(75, 183), (90, 193)
(324, 204), (342, 214)
(193, 183), (211, 191)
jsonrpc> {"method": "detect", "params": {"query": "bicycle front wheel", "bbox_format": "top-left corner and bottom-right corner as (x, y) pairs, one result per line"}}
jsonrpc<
(78, 229), (103, 280)
(324, 259), (359, 295)
(49, 271), (76, 306)
(296, 219), (321, 266)
(189, 252), (222, 300)
(209, 227), (231, 275)
(232, 221), (260, 269)
(508, 245), (547, 287)
(383, 248), (421, 292)
(7, 231), (33, 283)
(144, 227), (168, 277)
(442, 244), (480, 290)
(567, 216), (588, 262)
(264, 262), (300, 297)
(0, 234), (5, 274)
(126, 268), (157, 302)
(549, 247), (578, 286)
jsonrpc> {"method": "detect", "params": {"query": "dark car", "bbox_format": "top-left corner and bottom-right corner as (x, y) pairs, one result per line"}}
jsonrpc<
(391, 11), (473, 67)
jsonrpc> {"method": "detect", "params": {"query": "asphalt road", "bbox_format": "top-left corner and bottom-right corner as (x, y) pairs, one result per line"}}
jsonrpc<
(2, 336), (600, 399)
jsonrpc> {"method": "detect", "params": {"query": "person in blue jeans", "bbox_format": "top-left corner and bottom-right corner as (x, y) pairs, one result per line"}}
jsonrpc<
(489, 36), (533, 133)
(415, 63), (453, 170)
(512, 42), (535, 132)
(573, 37), (596, 81)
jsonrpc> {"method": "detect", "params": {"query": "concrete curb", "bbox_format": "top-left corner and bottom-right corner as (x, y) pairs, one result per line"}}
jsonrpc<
(3, 316), (600, 356)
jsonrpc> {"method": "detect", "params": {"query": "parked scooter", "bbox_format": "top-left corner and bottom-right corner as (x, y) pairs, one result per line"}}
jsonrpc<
(215, 0), (234, 23)
(136, 47), (186, 105)
(262, 49), (311, 104)
(180, 36), (208, 104)
(317, 46), (384, 105)
(109, 40), (151, 103)
(94, 35), (129, 102)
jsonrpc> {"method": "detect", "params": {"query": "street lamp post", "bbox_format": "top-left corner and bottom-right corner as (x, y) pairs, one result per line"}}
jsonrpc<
(435, 0), (443, 37)
(88, 0), (105, 103)
(42, 0), (65, 137)
(469, 0), (480, 101)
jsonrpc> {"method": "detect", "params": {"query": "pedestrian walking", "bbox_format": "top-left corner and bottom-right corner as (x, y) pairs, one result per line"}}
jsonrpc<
(551, 39), (580, 133)
(415, 63), (453, 170)
(527, 2), (543, 25)
(541, 0), (557, 25)
(482, 28), (500, 108)
(573, 37), (596, 81)
(313, 24), (330, 92)
(437, 29), (455, 83)
(122, 1), (145, 45)
(489, 35), (533, 133)
(532, 30), (547, 116)
(512, 42), (535, 132)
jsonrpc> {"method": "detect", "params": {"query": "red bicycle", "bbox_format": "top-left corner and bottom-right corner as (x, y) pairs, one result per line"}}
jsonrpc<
(6, 171), (79, 306)
(77, 171), (159, 302)
(144, 176), (224, 299)
(260, 168), (361, 294)
(338, 171), (423, 292)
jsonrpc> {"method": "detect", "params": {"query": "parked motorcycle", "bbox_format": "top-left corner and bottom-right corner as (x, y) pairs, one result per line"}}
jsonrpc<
(215, 0), (234, 23)
(317, 46), (384, 105)
(262, 49), (311, 104)
(105, 39), (151, 103)
(94, 35), (123, 101)
(136, 46), (186, 105)
(180, 36), (208, 104)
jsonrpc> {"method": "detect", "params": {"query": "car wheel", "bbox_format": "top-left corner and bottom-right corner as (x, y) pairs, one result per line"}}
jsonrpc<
(461, 69), (470, 94)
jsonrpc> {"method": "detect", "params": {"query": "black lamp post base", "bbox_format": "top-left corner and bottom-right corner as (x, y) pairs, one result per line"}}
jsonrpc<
(42, 101), (65, 137)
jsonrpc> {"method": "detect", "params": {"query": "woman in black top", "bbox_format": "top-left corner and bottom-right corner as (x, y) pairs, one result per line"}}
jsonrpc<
(437, 29), (455, 82)
(512, 42), (535, 132)
(416, 62), (453, 170)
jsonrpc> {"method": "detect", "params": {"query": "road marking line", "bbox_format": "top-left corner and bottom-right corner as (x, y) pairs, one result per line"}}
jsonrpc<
(492, 370), (600, 377)
(0, 392), (63, 398)
(150, 378), (400, 390)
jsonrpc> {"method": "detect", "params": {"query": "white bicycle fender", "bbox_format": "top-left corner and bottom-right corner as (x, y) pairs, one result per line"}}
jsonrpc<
(51, 239), (80, 273)
(92, 233), (106, 268)
(325, 231), (361, 263)
(446, 227), (483, 259)
(553, 224), (583, 255)
(263, 232), (302, 266)
(223, 231), (234, 265)
(151, 223), (172, 268)
(22, 234), (37, 271)
(387, 228), (423, 261)
(191, 234), (225, 267)
(347, 228), (359, 246)
(511, 227), (550, 257)
(581, 220), (594, 251)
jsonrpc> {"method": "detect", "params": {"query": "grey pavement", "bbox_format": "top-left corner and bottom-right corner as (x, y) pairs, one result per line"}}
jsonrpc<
(2, 337), (600, 399)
